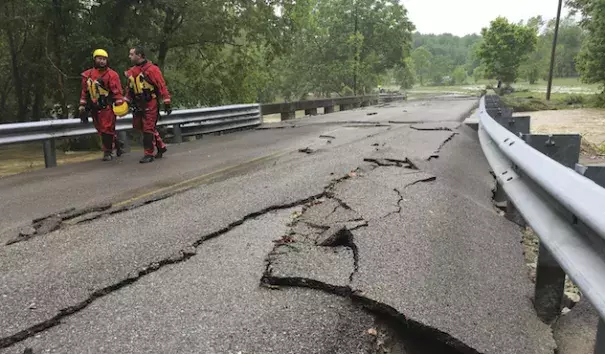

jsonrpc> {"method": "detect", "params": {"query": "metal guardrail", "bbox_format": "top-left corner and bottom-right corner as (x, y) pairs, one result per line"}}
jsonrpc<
(0, 104), (261, 145)
(0, 104), (262, 168)
(261, 94), (405, 120)
(0, 94), (406, 168)
(477, 95), (605, 353)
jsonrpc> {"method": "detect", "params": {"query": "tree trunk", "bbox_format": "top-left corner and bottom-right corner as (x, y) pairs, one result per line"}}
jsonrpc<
(51, 0), (68, 118)
(157, 40), (169, 70)
(157, 6), (181, 70)
(31, 80), (45, 121)
(5, 24), (27, 121)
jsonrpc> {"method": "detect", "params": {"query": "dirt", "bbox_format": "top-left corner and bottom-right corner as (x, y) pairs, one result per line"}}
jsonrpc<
(515, 109), (605, 164)
(0, 143), (143, 178)
(516, 109), (605, 145)
(522, 228), (581, 302)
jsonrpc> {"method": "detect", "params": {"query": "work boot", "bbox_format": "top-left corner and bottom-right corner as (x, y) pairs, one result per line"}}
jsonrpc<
(102, 151), (113, 161)
(155, 146), (167, 159)
(139, 155), (154, 164)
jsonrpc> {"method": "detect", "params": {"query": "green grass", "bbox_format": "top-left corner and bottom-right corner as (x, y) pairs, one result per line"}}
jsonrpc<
(410, 77), (601, 95)
(500, 89), (605, 112)
(513, 77), (601, 94)
(408, 77), (604, 112)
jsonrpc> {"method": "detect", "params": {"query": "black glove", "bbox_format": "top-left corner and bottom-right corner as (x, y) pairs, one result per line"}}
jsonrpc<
(130, 101), (139, 113)
(163, 103), (172, 115)
(78, 106), (88, 124)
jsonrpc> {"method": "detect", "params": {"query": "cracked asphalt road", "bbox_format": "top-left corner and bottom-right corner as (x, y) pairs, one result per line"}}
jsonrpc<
(0, 97), (555, 353)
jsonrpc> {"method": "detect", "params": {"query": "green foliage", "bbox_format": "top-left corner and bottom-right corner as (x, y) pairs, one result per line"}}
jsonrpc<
(410, 34), (481, 86)
(500, 91), (601, 111)
(392, 58), (416, 89)
(0, 0), (299, 122)
(0, 0), (415, 123)
(473, 66), (486, 83)
(429, 56), (453, 85)
(574, 0), (605, 91)
(452, 66), (468, 85)
(411, 46), (432, 85)
(477, 17), (537, 84)
(517, 15), (585, 85)
(276, 0), (414, 98)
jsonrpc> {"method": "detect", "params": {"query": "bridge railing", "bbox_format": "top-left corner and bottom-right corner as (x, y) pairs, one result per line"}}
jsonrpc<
(0, 94), (405, 168)
(477, 95), (605, 352)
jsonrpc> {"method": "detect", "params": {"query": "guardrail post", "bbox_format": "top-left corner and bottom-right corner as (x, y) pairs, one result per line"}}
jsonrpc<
(324, 106), (334, 114)
(505, 198), (525, 227)
(534, 242), (566, 323)
(525, 134), (580, 324)
(117, 131), (131, 153)
(495, 116), (530, 136)
(173, 124), (183, 144)
(522, 134), (581, 169)
(493, 181), (507, 207)
(42, 139), (57, 168)
(281, 111), (296, 120)
(352, 101), (361, 108)
(574, 164), (605, 354)
(304, 108), (318, 116)
(575, 163), (605, 188)
(340, 104), (350, 111)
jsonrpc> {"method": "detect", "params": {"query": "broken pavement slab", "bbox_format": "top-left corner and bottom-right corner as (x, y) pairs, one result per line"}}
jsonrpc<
(331, 178), (401, 221)
(297, 198), (362, 225)
(350, 181), (556, 354)
(372, 128), (459, 161)
(6, 210), (383, 354)
(364, 166), (437, 192)
(265, 243), (354, 289)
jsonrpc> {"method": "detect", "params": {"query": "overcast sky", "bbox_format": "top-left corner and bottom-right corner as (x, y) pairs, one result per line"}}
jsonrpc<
(402, 0), (572, 36)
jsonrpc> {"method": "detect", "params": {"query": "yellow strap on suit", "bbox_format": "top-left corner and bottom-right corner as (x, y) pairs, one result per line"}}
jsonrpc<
(86, 78), (109, 102)
(130, 73), (156, 98)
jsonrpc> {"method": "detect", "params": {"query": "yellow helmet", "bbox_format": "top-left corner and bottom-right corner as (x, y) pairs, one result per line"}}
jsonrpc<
(92, 49), (109, 59)
(113, 102), (129, 117)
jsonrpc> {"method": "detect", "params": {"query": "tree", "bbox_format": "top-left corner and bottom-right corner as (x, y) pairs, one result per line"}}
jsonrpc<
(473, 65), (486, 83)
(452, 66), (468, 85)
(394, 57), (416, 89)
(273, 0), (414, 98)
(0, 0), (416, 123)
(476, 17), (537, 84)
(569, 0), (605, 88)
(411, 46), (432, 85)
(429, 55), (453, 85)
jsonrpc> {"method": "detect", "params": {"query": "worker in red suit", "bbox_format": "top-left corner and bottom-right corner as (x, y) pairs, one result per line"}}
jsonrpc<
(125, 46), (172, 163)
(79, 49), (128, 161)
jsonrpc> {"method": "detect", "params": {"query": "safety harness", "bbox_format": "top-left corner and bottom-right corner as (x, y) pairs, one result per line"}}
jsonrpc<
(85, 70), (111, 109)
(128, 63), (159, 103)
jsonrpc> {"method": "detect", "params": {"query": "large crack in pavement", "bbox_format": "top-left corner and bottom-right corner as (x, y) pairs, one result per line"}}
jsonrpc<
(425, 132), (458, 161)
(0, 192), (328, 349)
(1, 160), (410, 349)
(5, 190), (187, 246)
(258, 158), (482, 354)
(3, 120), (540, 353)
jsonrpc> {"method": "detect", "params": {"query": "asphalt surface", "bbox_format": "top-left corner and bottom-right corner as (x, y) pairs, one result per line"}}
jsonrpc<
(554, 300), (599, 354)
(0, 96), (557, 353)
(0, 97), (472, 244)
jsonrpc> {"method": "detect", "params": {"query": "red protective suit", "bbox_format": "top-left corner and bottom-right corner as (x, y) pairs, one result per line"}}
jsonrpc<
(125, 60), (170, 157)
(80, 68), (124, 152)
